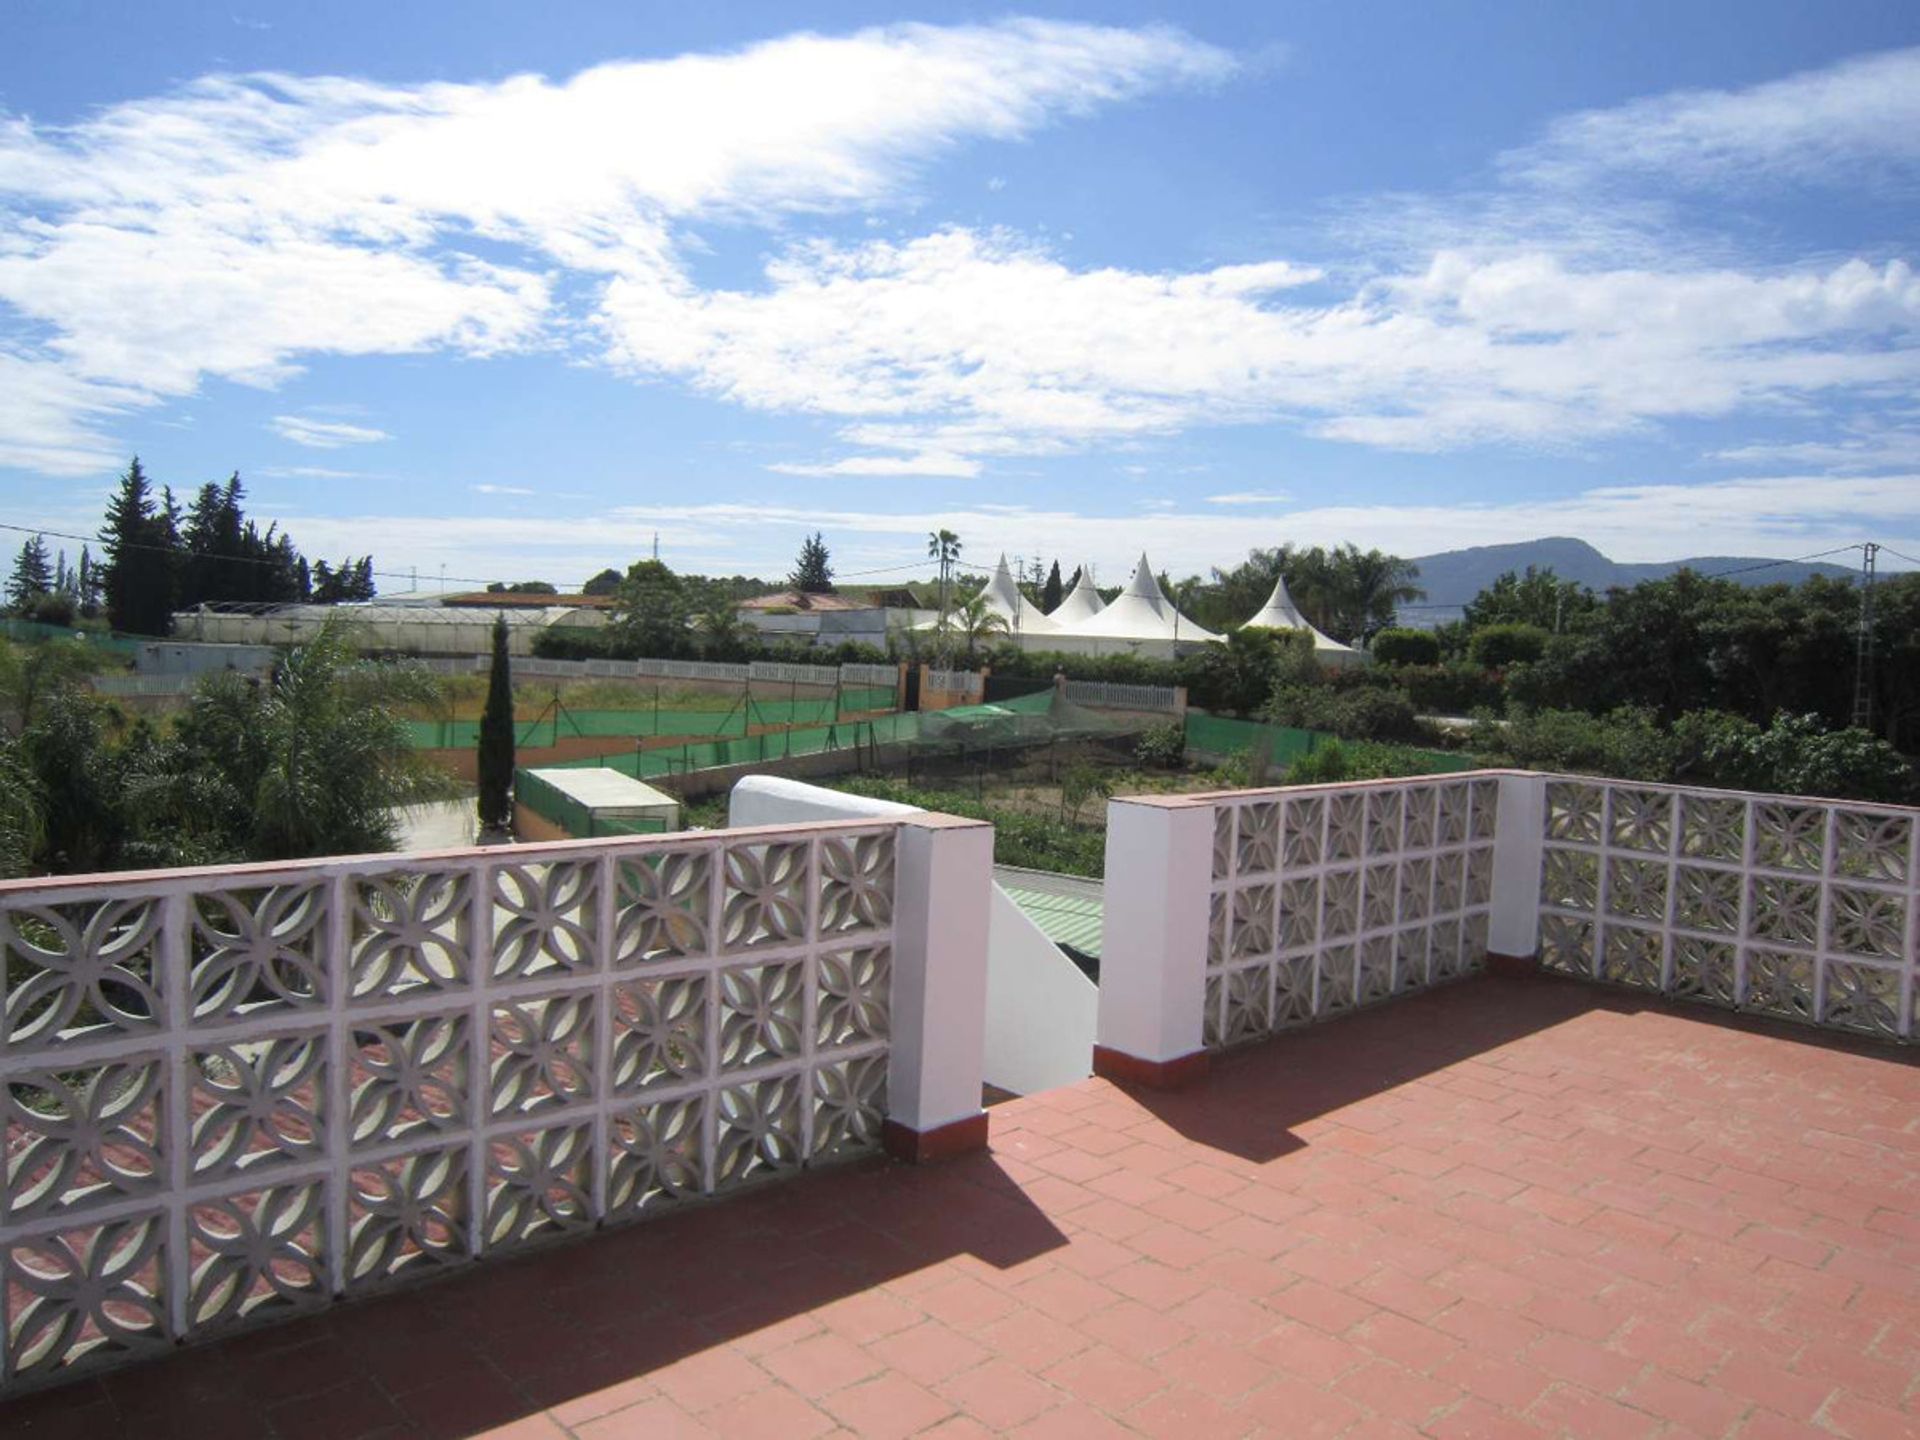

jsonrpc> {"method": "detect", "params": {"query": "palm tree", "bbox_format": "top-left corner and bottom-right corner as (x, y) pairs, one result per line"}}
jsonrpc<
(1332, 546), (1424, 643)
(927, 529), (962, 630)
(694, 599), (751, 660)
(943, 591), (1009, 663)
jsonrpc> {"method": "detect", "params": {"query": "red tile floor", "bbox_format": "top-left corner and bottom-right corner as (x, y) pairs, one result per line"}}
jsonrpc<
(5, 974), (1917, 1439)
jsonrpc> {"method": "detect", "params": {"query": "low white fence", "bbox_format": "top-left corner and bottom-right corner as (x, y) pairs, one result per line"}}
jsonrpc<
(1532, 778), (1917, 1040)
(1062, 680), (1180, 714)
(0, 816), (991, 1394)
(1096, 770), (1917, 1076)
(923, 668), (984, 699)
(419, 655), (895, 690)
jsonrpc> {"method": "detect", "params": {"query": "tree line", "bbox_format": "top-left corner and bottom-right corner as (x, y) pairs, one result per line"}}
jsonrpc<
(4, 457), (382, 636)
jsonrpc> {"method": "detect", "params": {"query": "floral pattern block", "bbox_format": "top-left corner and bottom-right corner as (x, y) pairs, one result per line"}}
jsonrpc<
(813, 1055), (887, 1157)
(1671, 937), (1736, 1005)
(1832, 812), (1910, 883)
(1433, 852), (1466, 915)
(1400, 857), (1434, 924)
(6, 1059), (164, 1219)
(1674, 866), (1740, 934)
(345, 1146), (469, 1286)
(1278, 878), (1318, 951)
(718, 962), (804, 1070)
(1207, 891), (1228, 969)
(1211, 806), (1234, 881)
(1545, 782), (1603, 844)
(1327, 794), (1365, 863)
(1466, 847), (1494, 907)
(5, 1214), (169, 1376)
(1602, 925), (1664, 989)
(1322, 869), (1359, 940)
(613, 850), (711, 966)
(1283, 797), (1324, 867)
(1605, 858), (1668, 924)
(1754, 805), (1826, 873)
(1436, 785), (1468, 846)
(186, 1182), (326, 1328)
(1819, 961), (1901, 1038)
(1749, 876), (1820, 949)
(1223, 964), (1271, 1046)
(485, 1124), (593, 1250)
(715, 1075), (802, 1186)
(349, 872), (471, 1003)
(1468, 780), (1499, 841)
(1359, 937), (1393, 1004)
(818, 833), (895, 935)
(1317, 944), (1357, 1015)
(349, 1016), (468, 1148)
(1394, 929), (1429, 993)
(489, 994), (595, 1117)
(1826, 887), (1906, 959)
(721, 842), (810, 951)
(1744, 950), (1814, 1020)
(189, 884), (328, 1024)
(1366, 790), (1405, 856)
(1273, 956), (1314, 1027)
(1540, 848), (1599, 912)
(817, 946), (890, 1048)
(1680, 795), (1746, 862)
(1539, 914), (1595, 978)
(1433, 918), (1469, 980)
(191, 1032), (325, 1178)
(1202, 974), (1225, 1049)
(610, 975), (706, 1094)
(1231, 884), (1275, 960)
(2, 898), (163, 1049)
(1403, 786), (1437, 850)
(608, 1095), (706, 1216)
(493, 862), (599, 979)
(1608, 789), (1673, 853)
(1362, 864), (1398, 931)
(1235, 802), (1279, 875)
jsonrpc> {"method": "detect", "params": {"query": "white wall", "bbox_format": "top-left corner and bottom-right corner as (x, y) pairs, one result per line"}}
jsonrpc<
(730, 776), (1096, 1095)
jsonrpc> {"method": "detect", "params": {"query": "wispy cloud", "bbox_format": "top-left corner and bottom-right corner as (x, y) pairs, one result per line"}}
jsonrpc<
(269, 415), (392, 448)
(1206, 491), (1289, 506)
(471, 482), (538, 495)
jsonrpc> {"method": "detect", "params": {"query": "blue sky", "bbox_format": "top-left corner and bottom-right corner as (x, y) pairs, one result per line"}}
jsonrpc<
(3, 1), (1918, 590)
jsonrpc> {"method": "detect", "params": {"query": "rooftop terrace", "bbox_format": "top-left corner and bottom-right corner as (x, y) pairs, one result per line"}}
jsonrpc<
(6, 974), (1914, 1440)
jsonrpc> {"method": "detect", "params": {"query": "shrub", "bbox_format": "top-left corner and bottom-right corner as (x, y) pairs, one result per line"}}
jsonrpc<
(1133, 720), (1186, 770)
(1394, 662), (1503, 715)
(1370, 628), (1440, 666)
(1468, 623), (1550, 668)
(1268, 683), (1419, 741)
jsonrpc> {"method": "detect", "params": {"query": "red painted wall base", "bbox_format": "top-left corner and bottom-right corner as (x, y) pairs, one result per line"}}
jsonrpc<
(1485, 950), (1541, 978)
(883, 1112), (990, 1163)
(1092, 1045), (1211, 1090)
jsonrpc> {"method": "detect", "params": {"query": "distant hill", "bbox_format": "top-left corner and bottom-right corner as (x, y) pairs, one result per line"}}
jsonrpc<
(1406, 536), (1857, 617)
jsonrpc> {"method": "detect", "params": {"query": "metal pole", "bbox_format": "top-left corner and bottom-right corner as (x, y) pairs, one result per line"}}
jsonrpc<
(1853, 542), (1879, 731)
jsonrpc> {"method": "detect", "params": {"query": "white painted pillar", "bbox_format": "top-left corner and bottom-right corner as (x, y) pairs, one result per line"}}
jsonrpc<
(1095, 797), (1214, 1083)
(1489, 772), (1547, 960)
(886, 812), (995, 1159)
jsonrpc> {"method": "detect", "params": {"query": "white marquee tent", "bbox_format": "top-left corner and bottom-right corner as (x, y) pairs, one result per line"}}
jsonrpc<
(1241, 572), (1358, 662)
(1046, 567), (1107, 627)
(1042, 553), (1221, 658)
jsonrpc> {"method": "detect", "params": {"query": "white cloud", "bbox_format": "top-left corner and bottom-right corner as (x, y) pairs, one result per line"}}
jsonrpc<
(471, 482), (537, 495)
(1206, 491), (1290, 506)
(0, 352), (151, 473)
(1507, 46), (1920, 191)
(0, 20), (1229, 467)
(254, 464), (372, 479)
(268, 415), (392, 448)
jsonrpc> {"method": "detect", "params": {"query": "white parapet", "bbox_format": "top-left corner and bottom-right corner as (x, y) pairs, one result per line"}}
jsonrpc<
(1095, 796), (1213, 1075)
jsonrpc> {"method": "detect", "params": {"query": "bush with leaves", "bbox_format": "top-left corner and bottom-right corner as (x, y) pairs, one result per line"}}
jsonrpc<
(1132, 720), (1187, 770)
(828, 777), (1106, 877)
(1369, 628), (1441, 667)
(1468, 623), (1550, 669)
(1267, 683), (1419, 741)
(1393, 662), (1504, 716)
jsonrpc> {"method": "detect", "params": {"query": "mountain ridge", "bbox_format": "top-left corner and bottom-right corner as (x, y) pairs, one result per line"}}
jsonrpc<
(1407, 536), (1857, 611)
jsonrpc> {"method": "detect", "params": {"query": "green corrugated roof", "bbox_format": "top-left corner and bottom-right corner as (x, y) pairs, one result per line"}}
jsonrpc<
(1000, 885), (1104, 959)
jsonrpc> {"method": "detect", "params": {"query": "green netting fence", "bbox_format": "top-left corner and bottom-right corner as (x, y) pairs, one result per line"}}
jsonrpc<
(513, 767), (672, 839)
(547, 713), (924, 782)
(1, 618), (146, 658)
(407, 685), (898, 749)
(1183, 710), (1474, 775)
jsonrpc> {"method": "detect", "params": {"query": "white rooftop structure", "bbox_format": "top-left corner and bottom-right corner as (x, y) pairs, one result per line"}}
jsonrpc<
(1047, 567), (1107, 626)
(979, 554), (1060, 637)
(1241, 572), (1357, 659)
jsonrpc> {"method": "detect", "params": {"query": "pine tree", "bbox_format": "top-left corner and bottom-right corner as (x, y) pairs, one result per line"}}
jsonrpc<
(6, 535), (53, 611)
(476, 613), (515, 834)
(788, 532), (834, 594)
(1041, 560), (1063, 613)
(100, 458), (178, 634)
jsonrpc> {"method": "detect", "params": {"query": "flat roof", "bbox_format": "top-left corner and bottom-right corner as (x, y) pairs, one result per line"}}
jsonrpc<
(995, 863), (1104, 958)
(525, 767), (678, 812)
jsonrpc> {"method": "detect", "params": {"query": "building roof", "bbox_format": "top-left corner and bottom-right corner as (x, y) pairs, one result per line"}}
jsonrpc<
(1048, 551), (1222, 643)
(737, 590), (872, 613)
(1241, 572), (1355, 653)
(443, 590), (616, 609)
(994, 864), (1104, 959)
(1046, 567), (1107, 626)
(523, 767), (678, 812)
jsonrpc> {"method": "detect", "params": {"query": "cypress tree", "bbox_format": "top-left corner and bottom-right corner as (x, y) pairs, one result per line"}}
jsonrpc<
(6, 535), (53, 611)
(100, 457), (177, 634)
(1041, 560), (1063, 613)
(477, 612), (515, 834)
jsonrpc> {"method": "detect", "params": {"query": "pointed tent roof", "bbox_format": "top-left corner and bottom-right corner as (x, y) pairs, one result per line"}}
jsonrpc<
(980, 554), (1059, 635)
(1051, 553), (1221, 643)
(1047, 566), (1106, 626)
(1241, 572), (1354, 654)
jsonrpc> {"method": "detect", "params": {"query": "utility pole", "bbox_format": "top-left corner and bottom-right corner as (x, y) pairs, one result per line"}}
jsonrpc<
(652, 532), (659, 562)
(1852, 542), (1879, 731)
